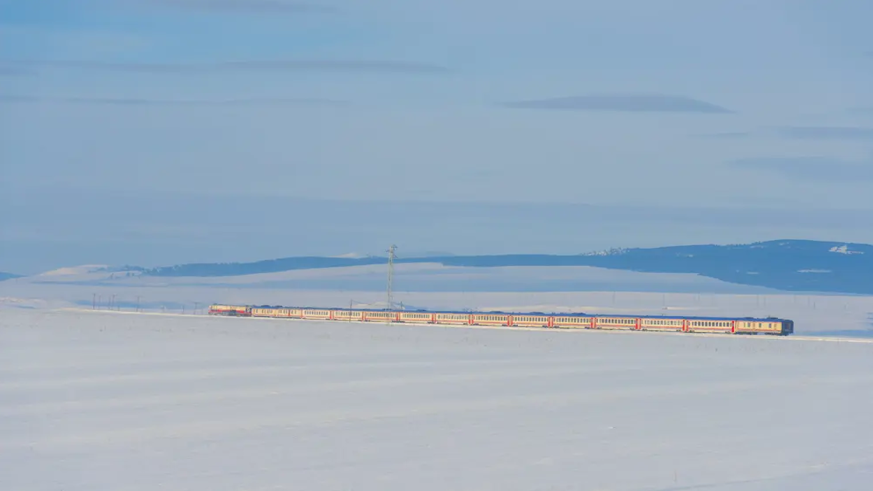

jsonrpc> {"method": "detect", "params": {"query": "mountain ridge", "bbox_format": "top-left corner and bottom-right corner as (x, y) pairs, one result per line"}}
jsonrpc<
(137, 240), (873, 295)
(0, 272), (21, 281)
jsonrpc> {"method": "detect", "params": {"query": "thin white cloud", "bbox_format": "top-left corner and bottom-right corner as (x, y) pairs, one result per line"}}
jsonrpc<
(138, 0), (335, 14)
(0, 95), (349, 106)
(0, 64), (31, 76)
(728, 156), (873, 182)
(7, 59), (450, 74)
(502, 94), (732, 114)
(694, 131), (753, 139)
(773, 126), (873, 140)
(697, 126), (873, 140)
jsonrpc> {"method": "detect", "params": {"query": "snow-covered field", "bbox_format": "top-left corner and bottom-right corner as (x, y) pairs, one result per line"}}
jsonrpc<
(3, 277), (872, 336)
(3, 262), (872, 336)
(2, 309), (873, 490)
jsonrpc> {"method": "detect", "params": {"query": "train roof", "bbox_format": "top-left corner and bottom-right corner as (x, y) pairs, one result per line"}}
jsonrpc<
(244, 305), (791, 322)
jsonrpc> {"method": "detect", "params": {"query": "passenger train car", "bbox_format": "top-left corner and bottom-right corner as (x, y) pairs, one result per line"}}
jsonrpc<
(208, 304), (794, 336)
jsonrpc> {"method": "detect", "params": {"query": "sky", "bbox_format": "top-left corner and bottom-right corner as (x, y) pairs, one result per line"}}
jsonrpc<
(2, 0), (873, 274)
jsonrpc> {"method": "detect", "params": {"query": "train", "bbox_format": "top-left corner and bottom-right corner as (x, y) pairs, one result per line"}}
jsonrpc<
(208, 304), (795, 336)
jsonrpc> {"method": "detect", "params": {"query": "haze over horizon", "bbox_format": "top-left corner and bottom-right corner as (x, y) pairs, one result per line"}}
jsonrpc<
(2, 0), (873, 274)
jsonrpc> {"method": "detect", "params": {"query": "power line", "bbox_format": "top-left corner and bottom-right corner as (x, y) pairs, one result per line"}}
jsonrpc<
(386, 244), (397, 312)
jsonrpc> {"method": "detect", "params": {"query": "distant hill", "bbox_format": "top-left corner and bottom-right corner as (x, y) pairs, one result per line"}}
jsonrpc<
(143, 240), (873, 295)
(0, 272), (21, 281)
(144, 256), (388, 277)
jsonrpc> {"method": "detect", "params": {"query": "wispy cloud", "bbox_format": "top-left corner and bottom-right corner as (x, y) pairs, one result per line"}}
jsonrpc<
(502, 94), (732, 114)
(727, 156), (873, 182)
(142, 0), (335, 14)
(694, 131), (752, 139)
(8, 59), (450, 74)
(696, 126), (873, 140)
(0, 95), (348, 107)
(0, 65), (30, 76)
(773, 126), (873, 140)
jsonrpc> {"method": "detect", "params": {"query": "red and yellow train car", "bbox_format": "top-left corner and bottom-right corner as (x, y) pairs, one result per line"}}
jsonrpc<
(207, 305), (794, 336)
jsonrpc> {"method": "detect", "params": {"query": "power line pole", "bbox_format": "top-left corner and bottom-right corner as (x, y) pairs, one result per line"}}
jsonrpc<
(386, 244), (397, 311)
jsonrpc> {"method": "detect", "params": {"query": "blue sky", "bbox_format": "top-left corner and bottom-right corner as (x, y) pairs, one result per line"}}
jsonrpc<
(2, 0), (873, 273)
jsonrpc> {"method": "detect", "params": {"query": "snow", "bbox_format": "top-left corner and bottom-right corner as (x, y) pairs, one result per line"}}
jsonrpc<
(2, 309), (873, 490)
(35, 265), (110, 277)
(829, 245), (863, 255)
(582, 247), (630, 256)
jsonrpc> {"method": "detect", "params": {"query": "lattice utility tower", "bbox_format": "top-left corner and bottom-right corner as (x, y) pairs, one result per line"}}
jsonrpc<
(386, 244), (397, 311)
